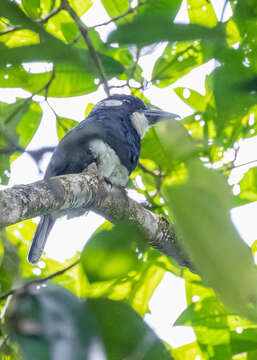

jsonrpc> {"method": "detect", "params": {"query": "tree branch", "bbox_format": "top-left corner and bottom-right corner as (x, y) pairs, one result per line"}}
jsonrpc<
(61, 0), (110, 96)
(0, 165), (192, 270)
(91, 2), (145, 29)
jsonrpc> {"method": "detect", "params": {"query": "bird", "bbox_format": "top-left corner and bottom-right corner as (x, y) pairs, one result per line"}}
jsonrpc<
(28, 94), (179, 264)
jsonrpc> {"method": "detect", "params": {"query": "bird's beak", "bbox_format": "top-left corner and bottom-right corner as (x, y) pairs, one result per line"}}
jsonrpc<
(141, 109), (180, 125)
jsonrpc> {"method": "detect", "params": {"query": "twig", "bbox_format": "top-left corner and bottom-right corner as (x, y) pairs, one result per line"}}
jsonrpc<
(225, 159), (257, 171)
(138, 162), (164, 178)
(61, 0), (110, 96)
(91, 2), (145, 29)
(220, 0), (229, 22)
(41, 7), (63, 24)
(0, 27), (21, 36)
(0, 260), (79, 302)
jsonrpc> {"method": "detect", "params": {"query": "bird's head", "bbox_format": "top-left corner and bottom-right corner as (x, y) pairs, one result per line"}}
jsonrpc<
(91, 94), (179, 139)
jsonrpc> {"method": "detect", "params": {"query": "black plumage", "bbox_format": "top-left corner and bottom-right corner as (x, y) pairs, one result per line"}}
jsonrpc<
(28, 94), (178, 264)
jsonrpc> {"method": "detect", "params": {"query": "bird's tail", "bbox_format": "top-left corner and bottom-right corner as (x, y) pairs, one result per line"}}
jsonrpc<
(28, 215), (54, 264)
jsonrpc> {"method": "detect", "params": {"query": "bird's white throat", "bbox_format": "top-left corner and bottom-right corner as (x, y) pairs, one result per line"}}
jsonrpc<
(130, 112), (149, 139)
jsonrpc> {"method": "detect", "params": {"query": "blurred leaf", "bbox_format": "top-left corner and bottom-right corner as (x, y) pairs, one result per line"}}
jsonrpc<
(238, 167), (257, 202)
(187, 0), (217, 27)
(164, 160), (257, 322)
(69, 0), (92, 16)
(81, 223), (147, 283)
(6, 220), (87, 297)
(56, 116), (79, 140)
(152, 41), (204, 87)
(174, 87), (209, 112)
(7, 285), (106, 360)
(0, 43), (124, 79)
(108, 17), (224, 45)
(0, 231), (20, 294)
(88, 298), (172, 360)
(0, 29), (39, 47)
(100, 0), (129, 23)
(139, 0), (182, 19)
(21, 0), (59, 18)
(171, 341), (205, 360)
(45, 10), (79, 42)
(16, 101), (42, 148)
(0, 99), (42, 183)
(226, 19), (241, 48)
(0, 64), (98, 97)
(213, 51), (256, 135)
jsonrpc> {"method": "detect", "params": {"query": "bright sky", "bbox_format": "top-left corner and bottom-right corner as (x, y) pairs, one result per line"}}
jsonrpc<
(1, 0), (257, 349)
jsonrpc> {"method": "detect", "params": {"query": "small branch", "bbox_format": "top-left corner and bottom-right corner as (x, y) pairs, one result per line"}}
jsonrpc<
(41, 7), (63, 24)
(138, 162), (164, 179)
(0, 168), (192, 270)
(61, 0), (110, 96)
(0, 260), (79, 302)
(225, 159), (257, 171)
(91, 2), (145, 29)
(0, 27), (21, 36)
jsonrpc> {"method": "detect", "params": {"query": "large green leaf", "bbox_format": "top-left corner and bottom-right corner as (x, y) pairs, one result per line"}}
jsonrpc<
(152, 41), (204, 87)
(0, 64), (98, 97)
(0, 43), (124, 78)
(88, 298), (172, 360)
(153, 120), (257, 322)
(81, 223), (147, 283)
(213, 50), (256, 135)
(7, 285), (106, 360)
(108, 17), (224, 46)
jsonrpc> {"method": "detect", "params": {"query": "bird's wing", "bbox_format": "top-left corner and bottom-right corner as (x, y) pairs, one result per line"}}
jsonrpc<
(45, 120), (105, 178)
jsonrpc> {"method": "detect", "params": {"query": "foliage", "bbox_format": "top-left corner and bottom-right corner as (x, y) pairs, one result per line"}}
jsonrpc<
(0, 0), (257, 359)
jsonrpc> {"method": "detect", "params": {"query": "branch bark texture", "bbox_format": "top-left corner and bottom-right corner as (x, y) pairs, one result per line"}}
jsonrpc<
(0, 167), (192, 269)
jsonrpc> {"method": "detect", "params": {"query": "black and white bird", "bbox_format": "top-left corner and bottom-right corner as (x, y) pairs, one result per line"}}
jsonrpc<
(28, 94), (178, 264)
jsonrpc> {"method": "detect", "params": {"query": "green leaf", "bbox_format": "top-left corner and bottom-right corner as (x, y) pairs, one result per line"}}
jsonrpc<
(45, 10), (79, 42)
(152, 41), (204, 87)
(88, 298), (172, 360)
(69, 0), (92, 16)
(0, 43), (124, 79)
(171, 341), (204, 360)
(238, 167), (257, 202)
(81, 223), (147, 283)
(163, 161), (257, 323)
(174, 87), (208, 112)
(0, 231), (20, 294)
(0, 99), (41, 183)
(16, 102), (42, 148)
(0, 29), (39, 47)
(56, 116), (79, 140)
(21, 0), (59, 18)
(213, 50), (256, 135)
(7, 285), (106, 360)
(100, 0), (129, 23)
(108, 17), (224, 46)
(187, 0), (218, 27)
(138, 0), (183, 20)
(0, 64), (98, 97)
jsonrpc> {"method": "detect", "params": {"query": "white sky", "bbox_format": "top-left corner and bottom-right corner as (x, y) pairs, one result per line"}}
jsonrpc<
(1, 0), (257, 349)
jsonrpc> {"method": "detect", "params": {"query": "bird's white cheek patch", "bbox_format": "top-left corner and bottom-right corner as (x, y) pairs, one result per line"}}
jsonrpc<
(131, 112), (149, 139)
